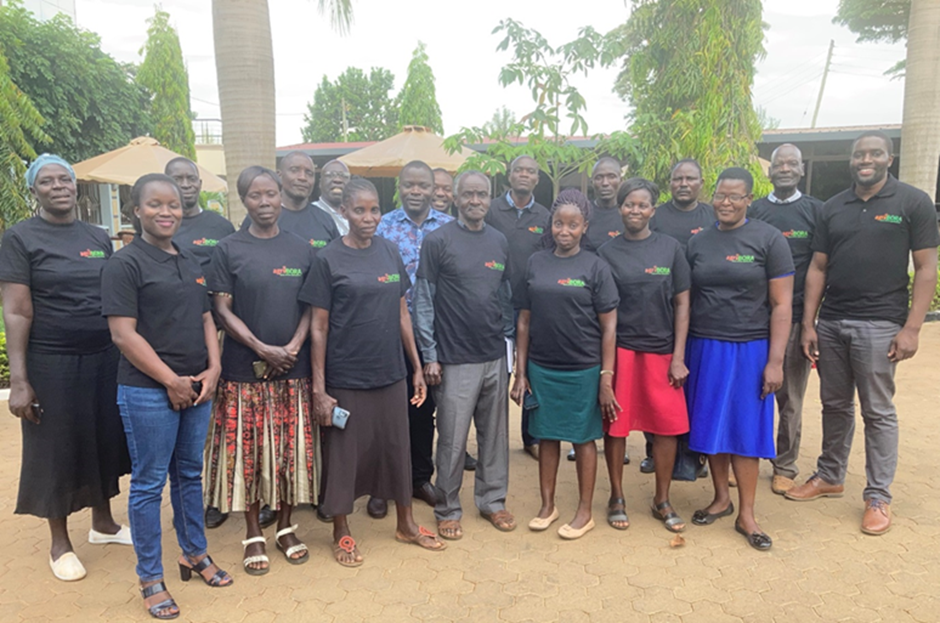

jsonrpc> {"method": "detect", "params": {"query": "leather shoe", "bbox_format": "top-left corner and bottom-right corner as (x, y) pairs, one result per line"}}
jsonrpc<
(367, 496), (388, 519)
(413, 482), (441, 507)
(524, 444), (539, 460)
(784, 474), (844, 501)
(464, 452), (478, 471)
(259, 504), (277, 528)
(640, 457), (655, 474)
(772, 475), (795, 495)
(316, 506), (333, 523)
(205, 506), (228, 529)
(861, 499), (891, 535)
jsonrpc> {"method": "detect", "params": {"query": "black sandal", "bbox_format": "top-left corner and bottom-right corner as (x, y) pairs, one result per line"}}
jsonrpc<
(178, 554), (233, 587)
(735, 522), (772, 551)
(607, 497), (629, 530)
(140, 581), (180, 620)
(691, 502), (734, 526)
(651, 500), (686, 533)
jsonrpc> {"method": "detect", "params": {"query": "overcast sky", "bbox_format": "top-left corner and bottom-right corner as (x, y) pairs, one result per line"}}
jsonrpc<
(74, 0), (907, 147)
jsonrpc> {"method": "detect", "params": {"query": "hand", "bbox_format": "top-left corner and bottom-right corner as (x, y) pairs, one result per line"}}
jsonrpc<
(313, 391), (338, 427)
(423, 362), (443, 386)
(9, 379), (40, 424)
(510, 375), (530, 406)
(801, 324), (819, 363)
(166, 375), (198, 411)
(599, 378), (621, 422)
(668, 358), (689, 388)
(257, 344), (297, 378)
(761, 362), (784, 399)
(193, 366), (221, 405)
(411, 369), (427, 408)
(887, 326), (919, 362)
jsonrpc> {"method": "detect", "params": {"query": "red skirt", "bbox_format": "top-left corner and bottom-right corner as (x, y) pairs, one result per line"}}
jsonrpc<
(605, 348), (689, 438)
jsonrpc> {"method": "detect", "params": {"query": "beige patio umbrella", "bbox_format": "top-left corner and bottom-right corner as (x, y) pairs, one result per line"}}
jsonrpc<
(73, 136), (227, 192)
(338, 126), (476, 177)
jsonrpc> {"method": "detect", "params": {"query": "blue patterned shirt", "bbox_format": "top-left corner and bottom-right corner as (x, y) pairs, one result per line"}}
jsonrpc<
(376, 207), (454, 311)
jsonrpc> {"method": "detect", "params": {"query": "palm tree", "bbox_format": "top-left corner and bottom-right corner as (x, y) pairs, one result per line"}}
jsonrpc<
(899, 0), (940, 202)
(212, 0), (353, 223)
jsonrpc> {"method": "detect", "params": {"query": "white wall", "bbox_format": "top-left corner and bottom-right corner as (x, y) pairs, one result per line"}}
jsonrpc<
(18, 0), (76, 22)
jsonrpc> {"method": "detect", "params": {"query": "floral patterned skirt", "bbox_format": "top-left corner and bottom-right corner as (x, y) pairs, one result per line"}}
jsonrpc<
(204, 378), (319, 511)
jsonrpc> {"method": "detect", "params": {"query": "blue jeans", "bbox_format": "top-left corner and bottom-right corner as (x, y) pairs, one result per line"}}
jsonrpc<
(117, 385), (212, 582)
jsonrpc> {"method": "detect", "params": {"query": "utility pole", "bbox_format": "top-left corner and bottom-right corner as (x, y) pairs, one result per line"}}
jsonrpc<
(341, 96), (349, 143)
(812, 40), (835, 129)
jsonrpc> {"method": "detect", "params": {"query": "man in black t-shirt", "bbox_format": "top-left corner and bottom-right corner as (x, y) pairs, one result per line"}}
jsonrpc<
(789, 132), (940, 537)
(167, 158), (235, 270)
(749, 144), (823, 496)
(275, 152), (341, 249)
(585, 157), (624, 251)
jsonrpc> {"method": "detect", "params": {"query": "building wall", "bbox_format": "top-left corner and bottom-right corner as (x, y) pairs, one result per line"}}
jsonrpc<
(17, 0), (76, 21)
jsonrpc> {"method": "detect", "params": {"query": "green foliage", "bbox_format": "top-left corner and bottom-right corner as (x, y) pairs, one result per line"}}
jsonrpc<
(0, 330), (8, 387)
(483, 106), (518, 140)
(833, 0), (910, 77)
(138, 8), (195, 159)
(0, 1), (151, 163)
(395, 42), (443, 134)
(0, 41), (48, 231)
(607, 0), (770, 196)
(316, 0), (354, 36)
(301, 67), (398, 143)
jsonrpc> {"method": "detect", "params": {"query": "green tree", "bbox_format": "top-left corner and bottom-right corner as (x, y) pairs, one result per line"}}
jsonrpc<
(483, 106), (518, 139)
(0, 42), (49, 230)
(396, 42), (443, 134)
(0, 1), (151, 163)
(137, 8), (196, 158)
(301, 67), (397, 143)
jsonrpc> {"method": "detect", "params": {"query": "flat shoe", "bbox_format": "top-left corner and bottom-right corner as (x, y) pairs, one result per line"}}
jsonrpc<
(607, 497), (629, 530)
(528, 508), (560, 531)
(50, 552), (86, 581)
(558, 519), (595, 540)
(437, 519), (463, 541)
(691, 502), (734, 526)
(394, 526), (447, 551)
(735, 522), (772, 551)
(651, 501), (686, 533)
(333, 535), (364, 567)
(241, 536), (270, 576)
(480, 509), (516, 532)
(89, 525), (133, 545)
(367, 496), (388, 519)
(275, 524), (309, 565)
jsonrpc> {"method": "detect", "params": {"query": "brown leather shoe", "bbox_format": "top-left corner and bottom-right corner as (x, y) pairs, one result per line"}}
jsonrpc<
(772, 475), (795, 495)
(861, 499), (891, 535)
(784, 474), (844, 501)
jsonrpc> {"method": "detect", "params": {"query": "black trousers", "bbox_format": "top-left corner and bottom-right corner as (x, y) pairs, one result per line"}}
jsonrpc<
(407, 353), (436, 486)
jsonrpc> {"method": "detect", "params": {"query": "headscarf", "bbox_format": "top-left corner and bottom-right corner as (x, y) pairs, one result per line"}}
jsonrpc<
(26, 154), (75, 188)
(540, 188), (592, 249)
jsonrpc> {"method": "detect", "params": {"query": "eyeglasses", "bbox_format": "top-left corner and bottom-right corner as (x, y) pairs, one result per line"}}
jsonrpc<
(322, 171), (350, 181)
(712, 194), (748, 203)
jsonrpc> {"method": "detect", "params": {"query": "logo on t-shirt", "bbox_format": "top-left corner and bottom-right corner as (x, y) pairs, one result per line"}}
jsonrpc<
(377, 273), (401, 283)
(528, 226), (544, 234)
(79, 248), (106, 259)
(644, 266), (671, 275)
(608, 231), (620, 238)
(690, 227), (704, 235)
(782, 230), (809, 239)
(196, 276), (207, 287)
(726, 254), (756, 263)
(273, 266), (303, 277)
(192, 237), (220, 247)
(485, 260), (506, 272)
(557, 278), (587, 287)
(874, 214), (903, 225)
(310, 239), (328, 248)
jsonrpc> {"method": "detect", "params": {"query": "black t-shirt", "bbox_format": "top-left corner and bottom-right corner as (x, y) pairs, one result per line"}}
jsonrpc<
(300, 236), (410, 390)
(598, 232), (691, 354)
(240, 203), (340, 252)
(687, 220), (795, 342)
(748, 195), (822, 323)
(484, 194), (551, 308)
(173, 210), (236, 269)
(0, 217), (113, 354)
(519, 249), (618, 370)
(584, 201), (624, 251)
(650, 201), (715, 250)
(417, 221), (510, 365)
(208, 229), (313, 383)
(813, 176), (940, 326)
(101, 238), (210, 388)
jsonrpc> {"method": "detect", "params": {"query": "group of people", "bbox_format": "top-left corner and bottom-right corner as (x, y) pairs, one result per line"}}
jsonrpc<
(2, 129), (937, 620)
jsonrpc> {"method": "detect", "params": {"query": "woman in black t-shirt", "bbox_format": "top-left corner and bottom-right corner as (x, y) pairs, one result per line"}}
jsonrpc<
(102, 174), (230, 619)
(204, 166), (317, 575)
(685, 168), (794, 552)
(0, 155), (131, 583)
(302, 178), (446, 567)
(511, 189), (620, 540)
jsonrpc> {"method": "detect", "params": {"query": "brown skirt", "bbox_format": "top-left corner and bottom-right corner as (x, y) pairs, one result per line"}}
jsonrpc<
(321, 379), (412, 516)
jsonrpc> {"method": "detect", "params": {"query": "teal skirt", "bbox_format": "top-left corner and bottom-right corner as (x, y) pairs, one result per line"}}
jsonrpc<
(527, 361), (603, 444)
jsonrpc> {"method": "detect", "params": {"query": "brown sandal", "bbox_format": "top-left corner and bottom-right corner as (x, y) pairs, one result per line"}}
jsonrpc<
(395, 525), (447, 551)
(332, 535), (364, 567)
(480, 509), (516, 532)
(436, 519), (463, 540)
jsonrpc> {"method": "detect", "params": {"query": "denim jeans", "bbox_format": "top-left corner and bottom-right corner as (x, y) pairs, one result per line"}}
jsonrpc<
(117, 385), (212, 582)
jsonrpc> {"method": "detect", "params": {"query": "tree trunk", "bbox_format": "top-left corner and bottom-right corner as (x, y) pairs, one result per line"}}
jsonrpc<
(212, 0), (276, 224)
(899, 0), (940, 203)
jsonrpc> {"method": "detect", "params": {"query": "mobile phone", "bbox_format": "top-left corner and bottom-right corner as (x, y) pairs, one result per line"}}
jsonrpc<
(523, 390), (539, 411)
(30, 402), (42, 421)
(331, 405), (350, 429)
(252, 360), (269, 379)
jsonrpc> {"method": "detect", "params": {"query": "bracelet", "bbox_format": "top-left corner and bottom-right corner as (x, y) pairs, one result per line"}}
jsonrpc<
(599, 370), (614, 376)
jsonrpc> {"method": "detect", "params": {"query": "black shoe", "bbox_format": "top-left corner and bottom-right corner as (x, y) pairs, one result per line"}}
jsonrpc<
(367, 496), (388, 519)
(413, 482), (441, 507)
(316, 506), (333, 523)
(464, 452), (478, 471)
(567, 448), (576, 461)
(696, 463), (709, 479)
(623, 451), (631, 465)
(204, 506), (228, 529)
(640, 457), (655, 474)
(258, 504), (277, 528)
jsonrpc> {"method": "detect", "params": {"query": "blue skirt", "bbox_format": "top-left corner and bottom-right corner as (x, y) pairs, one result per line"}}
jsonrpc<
(685, 337), (775, 459)
(527, 361), (603, 444)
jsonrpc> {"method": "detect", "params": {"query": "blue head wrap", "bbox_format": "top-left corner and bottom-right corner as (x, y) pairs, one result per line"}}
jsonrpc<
(26, 154), (76, 188)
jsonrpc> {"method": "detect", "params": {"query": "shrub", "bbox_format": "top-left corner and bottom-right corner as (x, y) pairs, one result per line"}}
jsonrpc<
(0, 331), (9, 388)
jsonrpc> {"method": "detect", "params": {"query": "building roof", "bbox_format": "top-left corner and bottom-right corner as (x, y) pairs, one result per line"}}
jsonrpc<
(761, 124), (901, 143)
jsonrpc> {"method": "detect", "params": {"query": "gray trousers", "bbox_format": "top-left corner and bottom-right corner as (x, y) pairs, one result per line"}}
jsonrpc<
(772, 323), (813, 479)
(433, 358), (509, 521)
(815, 319), (900, 503)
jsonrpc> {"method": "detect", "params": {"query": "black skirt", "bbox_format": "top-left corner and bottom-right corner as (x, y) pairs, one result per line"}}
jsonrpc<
(321, 380), (412, 516)
(16, 346), (130, 518)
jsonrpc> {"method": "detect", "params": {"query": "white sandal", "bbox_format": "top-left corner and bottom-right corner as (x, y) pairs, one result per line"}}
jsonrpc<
(88, 525), (132, 545)
(241, 536), (269, 576)
(275, 524), (309, 564)
(50, 552), (86, 581)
